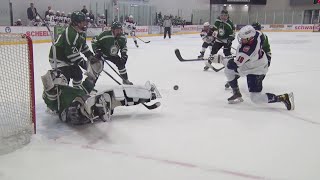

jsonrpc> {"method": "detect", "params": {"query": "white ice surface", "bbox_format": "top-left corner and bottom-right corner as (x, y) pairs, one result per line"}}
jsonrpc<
(1, 32), (320, 180)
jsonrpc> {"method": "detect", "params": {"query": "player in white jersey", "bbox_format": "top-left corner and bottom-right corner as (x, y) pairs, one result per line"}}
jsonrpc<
(123, 15), (139, 48)
(198, 22), (216, 59)
(213, 25), (294, 110)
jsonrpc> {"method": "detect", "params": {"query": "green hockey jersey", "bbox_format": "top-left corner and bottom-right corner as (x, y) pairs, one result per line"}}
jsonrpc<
(262, 33), (271, 54)
(91, 30), (128, 58)
(43, 77), (95, 114)
(49, 25), (93, 68)
(213, 18), (235, 42)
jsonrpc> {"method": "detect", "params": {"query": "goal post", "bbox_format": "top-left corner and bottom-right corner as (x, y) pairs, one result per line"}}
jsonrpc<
(0, 33), (36, 155)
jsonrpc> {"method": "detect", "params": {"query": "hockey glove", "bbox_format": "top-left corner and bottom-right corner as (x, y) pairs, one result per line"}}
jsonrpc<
(88, 55), (100, 63)
(226, 36), (235, 47)
(266, 52), (272, 67)
(94, 49), (103, 59)
(227, 58), (238, 72)
(121, 53), (128, 64)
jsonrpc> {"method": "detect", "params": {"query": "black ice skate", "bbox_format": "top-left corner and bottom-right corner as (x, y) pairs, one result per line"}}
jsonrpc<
(278, 92), (295, 110)
(198, 51), (204, 59)
(135, 43), (139, 48)
(123, 79), (133, 85)
(228, 88), (243, 104)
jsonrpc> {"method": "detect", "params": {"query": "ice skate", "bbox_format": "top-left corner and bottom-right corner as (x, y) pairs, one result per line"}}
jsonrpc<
(278, 92), (295, 110)
(228, 88), (243, 104)
(123, 79), (133, 85)
(198, 51), (204, 59)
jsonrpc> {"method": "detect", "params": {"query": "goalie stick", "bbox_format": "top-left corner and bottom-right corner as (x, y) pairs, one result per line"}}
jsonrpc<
(174, 49), (225, 72)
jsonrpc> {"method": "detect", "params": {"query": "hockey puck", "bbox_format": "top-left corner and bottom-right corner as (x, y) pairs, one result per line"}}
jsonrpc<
(173, 85), (179, 90)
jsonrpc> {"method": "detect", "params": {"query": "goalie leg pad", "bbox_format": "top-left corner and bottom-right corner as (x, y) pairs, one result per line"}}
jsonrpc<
(86, 60), (104, 81)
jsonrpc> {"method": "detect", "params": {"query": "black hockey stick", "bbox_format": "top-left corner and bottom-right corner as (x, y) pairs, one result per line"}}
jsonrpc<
(174, 49), (207, 62)
(175, 49), (224, 72)
(134, 36), (150, 43)
(101, 57), (160, 110)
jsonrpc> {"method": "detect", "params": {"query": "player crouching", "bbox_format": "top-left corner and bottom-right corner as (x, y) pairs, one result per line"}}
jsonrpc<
(42, 60), (161, 125)
(210, 25), (294, 110)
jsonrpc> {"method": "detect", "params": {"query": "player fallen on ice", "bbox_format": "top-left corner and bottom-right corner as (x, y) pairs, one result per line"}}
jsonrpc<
(210, 25), (294, 110)
(49, 11), (99, 89)
(123, 15), (139, 48)
(204, 10), (235, 71)
(91, 21), (133, 85)
(42, 59), (161, 125)
(197, 22), (216, 59)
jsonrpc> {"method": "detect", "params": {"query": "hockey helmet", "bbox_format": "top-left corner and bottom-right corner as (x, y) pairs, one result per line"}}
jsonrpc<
(237, 25), (256, 44)
(203, 22), (210, 26)
(129, 15), (133, 19)
(252, 22), (262, 31)
(71, 11), (86, 24)
(111, 21), (122, 30)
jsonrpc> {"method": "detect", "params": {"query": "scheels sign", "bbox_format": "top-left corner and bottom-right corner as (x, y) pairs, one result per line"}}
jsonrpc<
(26, 31), (50, 36)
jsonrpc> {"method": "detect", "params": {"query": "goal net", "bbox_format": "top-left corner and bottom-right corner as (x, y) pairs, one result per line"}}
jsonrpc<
(0, 33), (36, 155)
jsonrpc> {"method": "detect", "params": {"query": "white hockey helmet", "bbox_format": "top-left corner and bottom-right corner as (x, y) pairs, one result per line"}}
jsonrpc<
(129, 15), (133, 19)
(237, 25), (256, 44)
(203, 22), (210, 26)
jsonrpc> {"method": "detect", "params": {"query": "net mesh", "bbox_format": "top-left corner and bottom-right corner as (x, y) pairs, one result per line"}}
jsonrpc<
(0, 33), (35, 155)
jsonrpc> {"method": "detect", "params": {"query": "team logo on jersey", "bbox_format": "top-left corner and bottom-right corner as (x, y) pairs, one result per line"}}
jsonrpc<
(243, 46), (250, 52)
(110, 45), (119, 56)
(218, 28), (225, 36)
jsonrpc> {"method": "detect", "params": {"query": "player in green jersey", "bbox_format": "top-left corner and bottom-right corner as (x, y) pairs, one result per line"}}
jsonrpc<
(204, 10), (235, 71)
(91, 21), (133, 85)
(49, 11), (99, 89)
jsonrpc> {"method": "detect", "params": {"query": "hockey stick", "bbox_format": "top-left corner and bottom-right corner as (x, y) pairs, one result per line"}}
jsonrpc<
(175, 49), (207, 62)
(174, 49), (224, 72)
(37, 13), (62, 111)
(102, 69), (122, 85)
(101, 57), (160, 110)
(134, 36), (150, 43)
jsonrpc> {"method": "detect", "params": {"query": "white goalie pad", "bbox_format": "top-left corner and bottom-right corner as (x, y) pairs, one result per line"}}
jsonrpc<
(86, 60), (103, 80)
(101, 81), (161, 105)
(41, 70), (68, 91)
(74, 93), (112, 122)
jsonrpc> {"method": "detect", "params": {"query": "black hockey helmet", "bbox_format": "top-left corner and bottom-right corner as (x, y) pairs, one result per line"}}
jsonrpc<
(111, 21), (122, 30)
(71, 11), (86, 24)
(252, 22), (262, 31)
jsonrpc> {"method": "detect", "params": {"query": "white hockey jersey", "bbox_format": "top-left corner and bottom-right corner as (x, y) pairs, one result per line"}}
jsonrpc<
(123, 20), (136, 35)
(234, 31), (268, 76)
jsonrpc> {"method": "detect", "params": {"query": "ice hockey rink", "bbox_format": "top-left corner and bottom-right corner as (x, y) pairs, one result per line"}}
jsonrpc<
(1, 32), (320, 180)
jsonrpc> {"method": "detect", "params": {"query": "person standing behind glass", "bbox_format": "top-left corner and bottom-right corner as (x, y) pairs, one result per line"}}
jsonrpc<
(27, 3), (37, 26)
